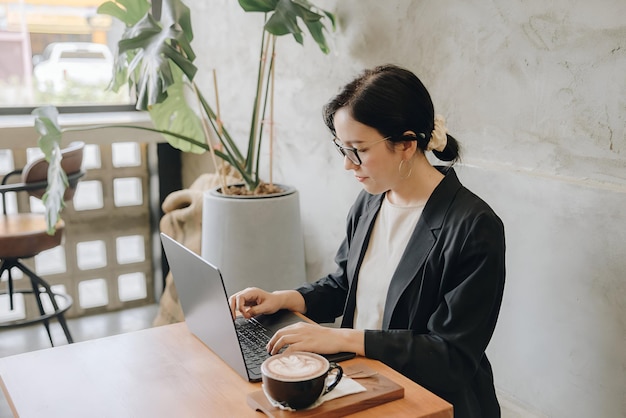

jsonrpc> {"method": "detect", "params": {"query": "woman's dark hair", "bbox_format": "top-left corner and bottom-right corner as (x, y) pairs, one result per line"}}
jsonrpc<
(323, 64), (460, 162)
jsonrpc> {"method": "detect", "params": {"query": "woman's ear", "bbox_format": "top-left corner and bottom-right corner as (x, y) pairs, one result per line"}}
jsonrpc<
(401, 130), (417, 141)
(402, 130), (429, 153)
(400, 131), (419, 154)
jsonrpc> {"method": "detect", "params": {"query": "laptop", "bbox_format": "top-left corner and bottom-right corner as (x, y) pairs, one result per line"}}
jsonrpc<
(160, 233), (354, 382)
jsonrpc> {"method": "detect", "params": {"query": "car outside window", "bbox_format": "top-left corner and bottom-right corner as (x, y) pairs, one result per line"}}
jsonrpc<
(33, 42), (114, 94)
(0, 0), (132, 111)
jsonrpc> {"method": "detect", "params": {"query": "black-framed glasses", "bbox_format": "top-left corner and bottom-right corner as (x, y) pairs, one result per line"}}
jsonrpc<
(332, 136), (391, 166)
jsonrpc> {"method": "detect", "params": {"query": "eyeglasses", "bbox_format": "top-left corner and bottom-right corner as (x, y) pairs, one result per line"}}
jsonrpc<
(332, 136), (391, 166)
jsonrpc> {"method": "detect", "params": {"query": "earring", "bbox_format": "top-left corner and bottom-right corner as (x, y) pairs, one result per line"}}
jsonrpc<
(398, 159), (413, 179)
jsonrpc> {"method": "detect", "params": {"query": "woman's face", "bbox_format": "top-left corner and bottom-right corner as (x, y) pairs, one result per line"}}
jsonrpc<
(333, 108), (404, 195)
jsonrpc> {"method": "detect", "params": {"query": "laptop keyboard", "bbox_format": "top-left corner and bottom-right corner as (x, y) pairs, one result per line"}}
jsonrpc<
(235, 317), (272, 380)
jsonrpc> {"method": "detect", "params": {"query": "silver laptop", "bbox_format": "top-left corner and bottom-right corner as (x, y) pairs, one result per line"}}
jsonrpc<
(160, 232), (306, 382)
(160, 233), (355, 382)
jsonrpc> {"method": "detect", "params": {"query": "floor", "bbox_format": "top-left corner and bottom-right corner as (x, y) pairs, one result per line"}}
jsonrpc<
(0, 303), (159, 418)
(0, 303), (540, 418)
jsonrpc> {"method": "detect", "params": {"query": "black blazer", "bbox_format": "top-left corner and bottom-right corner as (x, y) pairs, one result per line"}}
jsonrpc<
(297, 167), (506, 418)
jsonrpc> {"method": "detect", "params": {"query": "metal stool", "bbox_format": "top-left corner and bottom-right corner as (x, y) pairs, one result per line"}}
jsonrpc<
(0, 142), (85, 346)
(0, 260), (74, 345)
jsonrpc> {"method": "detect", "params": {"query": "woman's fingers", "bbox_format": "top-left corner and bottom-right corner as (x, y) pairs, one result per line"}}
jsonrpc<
(267, 323), (330, 355)
(229, 287), (284, 319)
(229, 287), (259, 318)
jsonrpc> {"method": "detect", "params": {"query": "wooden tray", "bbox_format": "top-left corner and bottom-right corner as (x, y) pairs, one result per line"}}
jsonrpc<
(247, 363), (404, 417)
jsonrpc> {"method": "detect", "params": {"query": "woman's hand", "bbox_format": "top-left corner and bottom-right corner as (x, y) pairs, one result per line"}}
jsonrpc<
(229, 288), (306, 319)
(229, 287), (278, 319)
(268, 322), (365, 356)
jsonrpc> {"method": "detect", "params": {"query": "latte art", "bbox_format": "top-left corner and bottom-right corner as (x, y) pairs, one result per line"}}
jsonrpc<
(261, 352), (343, 410)
(263, 352), (327, 381)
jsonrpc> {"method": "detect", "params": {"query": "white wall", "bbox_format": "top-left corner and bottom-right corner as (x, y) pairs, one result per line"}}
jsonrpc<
(186, 1), (626, 416)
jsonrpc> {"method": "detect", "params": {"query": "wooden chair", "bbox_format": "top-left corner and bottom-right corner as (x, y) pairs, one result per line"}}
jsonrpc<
(0, 141), (85, 346)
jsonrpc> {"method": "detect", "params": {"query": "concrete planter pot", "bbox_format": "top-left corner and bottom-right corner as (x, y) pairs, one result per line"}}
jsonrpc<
(201, 184), (306, 296)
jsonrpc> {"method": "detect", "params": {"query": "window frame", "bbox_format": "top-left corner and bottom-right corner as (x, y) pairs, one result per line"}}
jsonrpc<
(0, 107), (161, 150)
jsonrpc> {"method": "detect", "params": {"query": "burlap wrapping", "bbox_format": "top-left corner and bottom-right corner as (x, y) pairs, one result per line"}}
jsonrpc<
(153, 172), (239, 326)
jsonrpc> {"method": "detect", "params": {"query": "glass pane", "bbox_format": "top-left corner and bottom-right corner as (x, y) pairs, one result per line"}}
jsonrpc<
(116, 235), (145, 264)
(118, 272), (147, 302)
(26, 147), (43, 163)
(112, 142), (140, 167)
(113, 177), (142, 207)
(73, 179), (103, 210)
(78, 278), (108, 309)
(83, 144), (101, 169)
(76, 240), (107, 270)
(0, 191), (16, 214)
(29, 195), (44, 213)
(0, 0), (132, 108)
(35, 246), (66, 276)
(0, 293), (25, 323)
(0, 149), (14, 174)
(0, 266), (23, 282)
(40, 284), (70, 314)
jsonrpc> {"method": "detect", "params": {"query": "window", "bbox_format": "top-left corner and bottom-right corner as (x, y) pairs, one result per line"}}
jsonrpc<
(0, 0), (132, 109)
(0, 143), (155, 319)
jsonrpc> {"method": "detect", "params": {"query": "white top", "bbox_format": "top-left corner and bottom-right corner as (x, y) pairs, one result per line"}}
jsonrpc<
(354, 195), (424, 330)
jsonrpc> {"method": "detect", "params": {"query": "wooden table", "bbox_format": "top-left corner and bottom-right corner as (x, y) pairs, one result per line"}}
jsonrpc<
(0, 323), (452, 417)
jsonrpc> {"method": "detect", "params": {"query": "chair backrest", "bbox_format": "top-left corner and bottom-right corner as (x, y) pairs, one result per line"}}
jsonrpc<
(21, 141), (85, 200)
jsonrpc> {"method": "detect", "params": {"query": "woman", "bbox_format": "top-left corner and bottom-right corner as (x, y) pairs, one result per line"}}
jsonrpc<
(229, 64), (506, 417)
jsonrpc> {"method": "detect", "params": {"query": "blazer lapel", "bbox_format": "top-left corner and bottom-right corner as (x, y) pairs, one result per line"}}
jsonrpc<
(381, 167), (462, 329)
(381, 218), (436, 328)
(342, 193), (383, 327)
(346, 195), (382, 278)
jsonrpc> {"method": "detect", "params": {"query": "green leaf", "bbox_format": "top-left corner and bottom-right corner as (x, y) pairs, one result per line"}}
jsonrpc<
(108, 50), (132, 93)
(265, 6), (303, 40)
(101, 0), (197, 110)
(301, 13), (331, 53)
(119, 20), (176, 110)
(239, 0), (335, 53)
(160, 0), (195, 47)
(321, 9), (336, 31)
(238, 0), (278, 13)
(31, 107), (68, 234)
(42, 145), (68, 234)
(32, 106), (62, 162)
(148, 66), (207, 154)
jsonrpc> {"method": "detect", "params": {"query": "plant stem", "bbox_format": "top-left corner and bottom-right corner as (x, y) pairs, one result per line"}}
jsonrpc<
(254, 34), (275, 188)
(192, 81), (228, 195)
(269, 36), (276, 187)
(247, 24), (270, 185)
(61, 125), (209, 150)
(196, 91), (257, 189)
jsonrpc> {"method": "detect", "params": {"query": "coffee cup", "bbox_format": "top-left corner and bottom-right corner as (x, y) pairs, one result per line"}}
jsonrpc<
(261, 351), (343, 410)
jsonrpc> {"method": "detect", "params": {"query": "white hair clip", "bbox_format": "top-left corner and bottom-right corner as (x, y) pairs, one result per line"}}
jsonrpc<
(427, 115), (448, 152)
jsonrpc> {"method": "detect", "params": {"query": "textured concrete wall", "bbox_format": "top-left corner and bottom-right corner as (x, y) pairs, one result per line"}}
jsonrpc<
(186, 0), (626, 416)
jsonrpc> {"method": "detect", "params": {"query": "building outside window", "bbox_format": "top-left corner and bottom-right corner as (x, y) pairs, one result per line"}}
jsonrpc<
(0, 0), (132, 109)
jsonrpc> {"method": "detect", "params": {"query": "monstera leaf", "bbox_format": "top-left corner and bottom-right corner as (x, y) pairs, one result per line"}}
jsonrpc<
(239, 0), (336, 53)
(98, 0), (197, 110)
(32, 106), (68, 234)
(147, 65), (205, 154)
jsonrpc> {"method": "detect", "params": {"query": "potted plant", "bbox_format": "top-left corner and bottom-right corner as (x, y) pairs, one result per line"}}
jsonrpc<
(34, 0), (335, 231)
(33, 0), (336, 294)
